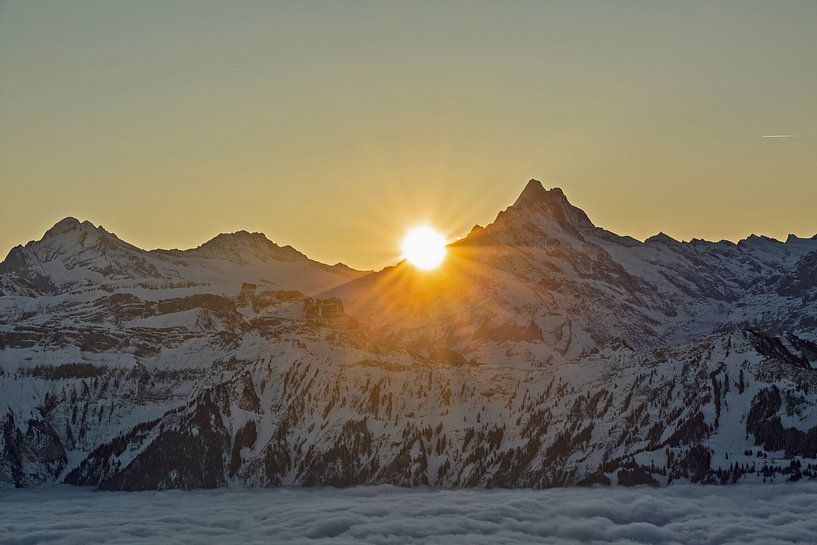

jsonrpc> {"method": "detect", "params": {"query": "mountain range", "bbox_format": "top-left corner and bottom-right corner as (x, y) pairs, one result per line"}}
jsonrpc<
(2, 179), (816, 489)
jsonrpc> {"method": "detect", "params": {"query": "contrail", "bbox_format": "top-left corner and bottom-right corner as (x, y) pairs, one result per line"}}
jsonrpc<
(761, 134), (799, 138)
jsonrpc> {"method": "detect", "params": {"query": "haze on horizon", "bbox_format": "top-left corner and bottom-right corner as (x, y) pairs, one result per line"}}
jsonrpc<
(1, 1), (815, 270)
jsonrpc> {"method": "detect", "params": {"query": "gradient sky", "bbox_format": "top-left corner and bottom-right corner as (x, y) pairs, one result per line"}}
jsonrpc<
(1, 1), (815, 270)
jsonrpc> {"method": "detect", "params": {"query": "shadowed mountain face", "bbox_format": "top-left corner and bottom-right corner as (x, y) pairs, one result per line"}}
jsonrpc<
(2, 180), (817, 490)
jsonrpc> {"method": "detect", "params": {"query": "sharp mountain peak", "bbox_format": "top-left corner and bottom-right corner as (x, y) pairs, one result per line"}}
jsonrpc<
(512, 179), (568, 209)
(489, 179), (598, 240)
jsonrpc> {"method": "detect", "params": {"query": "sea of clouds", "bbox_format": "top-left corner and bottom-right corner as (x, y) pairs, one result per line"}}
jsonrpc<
(1, 483), (816, 545)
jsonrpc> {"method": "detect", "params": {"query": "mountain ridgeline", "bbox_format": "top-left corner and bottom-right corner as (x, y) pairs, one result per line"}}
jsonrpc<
(2, 180), (817, 489)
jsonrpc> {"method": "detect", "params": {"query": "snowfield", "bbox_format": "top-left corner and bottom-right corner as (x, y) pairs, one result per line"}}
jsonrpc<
(1, 483), (816, 545)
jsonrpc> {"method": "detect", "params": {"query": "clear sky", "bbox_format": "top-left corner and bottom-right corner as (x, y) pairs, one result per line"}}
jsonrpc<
(1, 1), (815, 270)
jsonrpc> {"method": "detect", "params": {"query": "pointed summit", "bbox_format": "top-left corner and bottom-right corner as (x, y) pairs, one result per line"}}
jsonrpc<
(512, 180), (568, 209)
(513, 179), (547, 207)
(497, 179), (596, 238)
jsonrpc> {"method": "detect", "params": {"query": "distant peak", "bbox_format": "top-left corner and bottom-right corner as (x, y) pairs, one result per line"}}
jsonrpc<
(741, 234), (782, 246)
(45, 217), (81, 235)
(41, 217), (105, 241)
(197, 230), (277, 252)
(645, 232), (679, 245)
(468, 224), (485, 236)
(193, 230), (308, 263)
(54, 217), (81, 229)
(209, 230), (270, 243)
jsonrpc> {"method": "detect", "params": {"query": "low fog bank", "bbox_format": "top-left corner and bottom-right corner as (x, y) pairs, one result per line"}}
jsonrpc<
(2, 483), (815, 545)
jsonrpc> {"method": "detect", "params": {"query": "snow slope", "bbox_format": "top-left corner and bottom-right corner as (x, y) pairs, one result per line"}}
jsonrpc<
(2, 180), (816, 489)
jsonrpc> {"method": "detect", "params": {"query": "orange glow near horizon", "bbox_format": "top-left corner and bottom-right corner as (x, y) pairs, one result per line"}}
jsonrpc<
(1, 4), (815, 270)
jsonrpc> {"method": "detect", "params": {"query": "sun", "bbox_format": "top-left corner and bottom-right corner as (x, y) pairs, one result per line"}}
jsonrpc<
(401, 226), (447, 270)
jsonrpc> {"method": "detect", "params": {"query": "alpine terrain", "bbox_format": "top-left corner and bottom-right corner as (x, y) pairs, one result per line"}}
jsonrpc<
(2, 180), (816, 490)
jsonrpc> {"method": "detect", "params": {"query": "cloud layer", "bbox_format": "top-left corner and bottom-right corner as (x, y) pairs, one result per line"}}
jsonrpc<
(2, 483), (816, 545)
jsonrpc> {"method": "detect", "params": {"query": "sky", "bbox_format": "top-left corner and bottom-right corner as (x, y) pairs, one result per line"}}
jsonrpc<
(1, 1), (815, 270)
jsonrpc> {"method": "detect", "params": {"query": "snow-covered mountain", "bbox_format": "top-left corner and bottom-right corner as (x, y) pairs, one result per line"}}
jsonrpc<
(0, 217), (363, 299)
(2, 180), (816, 489)
(331, 180), (816, 358)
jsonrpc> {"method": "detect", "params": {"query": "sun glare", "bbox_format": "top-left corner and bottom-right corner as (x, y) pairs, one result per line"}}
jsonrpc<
(401, 226), (447, 270)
